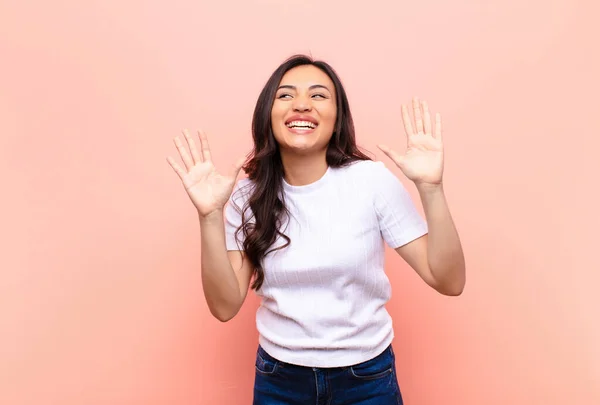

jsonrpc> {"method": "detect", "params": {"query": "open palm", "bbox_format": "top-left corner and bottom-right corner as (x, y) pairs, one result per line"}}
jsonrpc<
(378, 98), (444, 186)
(167, 129), (245, 218)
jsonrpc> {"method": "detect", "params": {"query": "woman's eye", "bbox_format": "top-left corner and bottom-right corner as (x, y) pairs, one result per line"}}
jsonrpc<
(277, 93), (327, 99)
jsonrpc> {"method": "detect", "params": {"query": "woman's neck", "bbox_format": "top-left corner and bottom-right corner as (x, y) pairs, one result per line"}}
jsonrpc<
(280, 151), (328, 186)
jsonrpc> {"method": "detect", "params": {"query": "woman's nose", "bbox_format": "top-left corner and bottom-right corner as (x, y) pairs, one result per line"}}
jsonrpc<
(292, 96), (312, 112)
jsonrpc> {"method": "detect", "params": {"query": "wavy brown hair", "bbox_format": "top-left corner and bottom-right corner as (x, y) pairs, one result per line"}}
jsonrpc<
(236, 54), (371, 291)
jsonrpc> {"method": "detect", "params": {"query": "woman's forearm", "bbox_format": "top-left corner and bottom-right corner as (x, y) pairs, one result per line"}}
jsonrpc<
(417, 183), (466, 295)
(199, 210), (243, 321)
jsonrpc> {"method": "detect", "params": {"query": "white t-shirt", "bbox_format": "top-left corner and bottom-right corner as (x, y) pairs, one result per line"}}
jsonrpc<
(224, 159), (428, 368)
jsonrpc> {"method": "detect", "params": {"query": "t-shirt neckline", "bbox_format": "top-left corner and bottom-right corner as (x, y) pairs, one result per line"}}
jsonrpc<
(282, 166), (331, 194)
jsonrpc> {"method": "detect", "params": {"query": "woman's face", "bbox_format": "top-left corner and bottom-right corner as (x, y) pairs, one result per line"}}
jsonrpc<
(271, 65), (337, 156)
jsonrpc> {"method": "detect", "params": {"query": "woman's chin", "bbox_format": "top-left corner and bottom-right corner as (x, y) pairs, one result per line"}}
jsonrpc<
(284, 145), (330, 158)
(281, 135), (315, 149)
(275, 130), (331, 156)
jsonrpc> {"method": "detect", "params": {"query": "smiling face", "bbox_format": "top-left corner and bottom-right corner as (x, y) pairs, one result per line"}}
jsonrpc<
(271, 65), (337, 156)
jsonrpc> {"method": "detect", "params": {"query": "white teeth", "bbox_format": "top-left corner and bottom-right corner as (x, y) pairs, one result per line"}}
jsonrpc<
(286, 120), (317, 129)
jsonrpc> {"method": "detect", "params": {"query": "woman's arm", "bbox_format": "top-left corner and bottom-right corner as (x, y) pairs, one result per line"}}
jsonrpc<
(395, 184), (466, 296)
(199, 210), (254, 322)
(377, 97), (466, 295)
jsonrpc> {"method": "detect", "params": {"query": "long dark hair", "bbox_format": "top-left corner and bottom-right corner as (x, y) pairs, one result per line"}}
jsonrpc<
(236, 54), (371, 291)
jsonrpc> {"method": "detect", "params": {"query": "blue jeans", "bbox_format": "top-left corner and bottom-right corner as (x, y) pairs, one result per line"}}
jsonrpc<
(253, 344), (404, 405)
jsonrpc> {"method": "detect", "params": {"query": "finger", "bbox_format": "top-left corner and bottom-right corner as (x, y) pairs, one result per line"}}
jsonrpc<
(198, 129), (212, 163)
(166, 156), (186, 180)
(377, 144), (404, 166)
(173, 135), (194, 171)
(434, 112), (442, 140)
(401, 104), (414, 139)
(183, 129), (202, 164)
(413, 97), (424, 134)
(422, 100), (432, 135)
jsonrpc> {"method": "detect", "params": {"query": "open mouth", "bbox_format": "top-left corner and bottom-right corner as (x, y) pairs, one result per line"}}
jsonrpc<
(285, 120), (318, 130)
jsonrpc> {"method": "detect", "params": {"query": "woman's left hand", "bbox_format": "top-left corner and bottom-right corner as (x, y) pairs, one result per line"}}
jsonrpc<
(378, 98), (444, 187)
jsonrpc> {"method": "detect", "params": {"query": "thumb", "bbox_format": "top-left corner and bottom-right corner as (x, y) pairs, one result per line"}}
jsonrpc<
(230, 156), (246, 179)
(377, 144), (404, 166)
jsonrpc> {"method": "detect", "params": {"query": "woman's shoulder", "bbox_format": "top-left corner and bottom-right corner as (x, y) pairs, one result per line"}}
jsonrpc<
(333, 159), (402, 195)
(336, 159), (390, 177)
(234, 176), (255, 190)
(229, 177), (255, 206)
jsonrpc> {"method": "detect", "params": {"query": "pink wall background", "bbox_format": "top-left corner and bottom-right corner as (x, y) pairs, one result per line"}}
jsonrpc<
(1, 0), (598, 404)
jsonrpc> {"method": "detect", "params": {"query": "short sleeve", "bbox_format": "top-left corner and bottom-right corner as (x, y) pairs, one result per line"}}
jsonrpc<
(371, 161), (428, 249)
(224, 179), (254, 251)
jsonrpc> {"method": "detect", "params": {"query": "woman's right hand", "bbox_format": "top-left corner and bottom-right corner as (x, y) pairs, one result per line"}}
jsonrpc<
(167, 129), (246, 218)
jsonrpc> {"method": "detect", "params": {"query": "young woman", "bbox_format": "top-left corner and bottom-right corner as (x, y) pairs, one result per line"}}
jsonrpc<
(167, 54), (466, 405)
